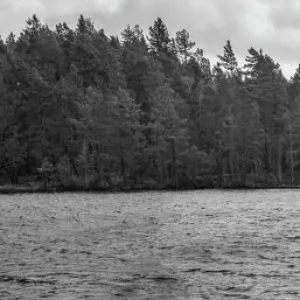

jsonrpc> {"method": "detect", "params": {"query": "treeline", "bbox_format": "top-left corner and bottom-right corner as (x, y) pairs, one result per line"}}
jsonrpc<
(0, 14), (300, 190)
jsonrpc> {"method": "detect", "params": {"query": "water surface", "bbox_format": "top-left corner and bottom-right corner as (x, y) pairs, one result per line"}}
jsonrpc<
(1, 190), (300, 299)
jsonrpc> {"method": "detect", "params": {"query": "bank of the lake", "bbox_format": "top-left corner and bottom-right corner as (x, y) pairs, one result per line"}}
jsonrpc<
(0, 182), (299, 194)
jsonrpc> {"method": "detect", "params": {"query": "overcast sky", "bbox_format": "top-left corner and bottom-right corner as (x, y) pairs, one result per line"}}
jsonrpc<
(0, 0), (299, 78)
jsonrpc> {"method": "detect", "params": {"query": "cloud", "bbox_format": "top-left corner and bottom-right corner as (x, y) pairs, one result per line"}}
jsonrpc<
(0, 0), (299, 78)
(37, 0), (125, 17)
(92, 0), (126, 13)
(0, 1), (10, 10)
(10, 0), (46, 14)
(268, 0), (300, 30)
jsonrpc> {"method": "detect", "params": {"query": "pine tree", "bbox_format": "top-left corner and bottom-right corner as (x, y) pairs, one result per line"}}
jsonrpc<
(175, 29), (195, 64)
(287, 64), (300, 109)
(72, 86), (141, 188)
(148, 84), (189, 187)
(217, 40), (238, 75)
(76, 15), (96, 36)
(216, 40), (240, 183)
(244, 48), (287, 183)
(147, 17), (171, 55)
(285, 98), (300, 185)
(121, 24), (147, 50)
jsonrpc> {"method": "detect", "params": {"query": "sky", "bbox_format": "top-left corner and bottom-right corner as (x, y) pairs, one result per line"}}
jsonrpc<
(0, 0), (299, 79)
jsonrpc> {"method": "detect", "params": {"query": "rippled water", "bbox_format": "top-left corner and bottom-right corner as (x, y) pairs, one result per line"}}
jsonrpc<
(1, 190), (300, 299)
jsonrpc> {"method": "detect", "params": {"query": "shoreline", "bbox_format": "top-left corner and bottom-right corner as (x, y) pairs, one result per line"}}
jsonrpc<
(0, 184), (299, 194)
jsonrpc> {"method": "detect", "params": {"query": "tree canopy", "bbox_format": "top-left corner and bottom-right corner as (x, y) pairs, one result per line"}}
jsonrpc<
(0, 14), (298, 189)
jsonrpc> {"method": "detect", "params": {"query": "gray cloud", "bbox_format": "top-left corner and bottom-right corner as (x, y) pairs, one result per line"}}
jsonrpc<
(0, 1), (10, 10)
(0, 0), (299, 78)
(268, 0), (300, 30)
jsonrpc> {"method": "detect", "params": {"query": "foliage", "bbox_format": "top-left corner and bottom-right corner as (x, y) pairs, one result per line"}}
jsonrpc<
(0, 15), (298, 189)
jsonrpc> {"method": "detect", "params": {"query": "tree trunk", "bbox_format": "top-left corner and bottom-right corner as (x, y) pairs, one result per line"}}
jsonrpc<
(288, 121), (294, 186)
(277, 138), (282, 183)
(171, 139), (177, 188)
(9, 166), (19, 185)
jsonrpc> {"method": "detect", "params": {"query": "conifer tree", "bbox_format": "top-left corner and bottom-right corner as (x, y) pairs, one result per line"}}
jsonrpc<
(244, 48), (287, 183)
(147, 17), (171, 55)
(175, 29), (195, 64)
(216, 40), (240, 183)
(217, 40), (238, 75)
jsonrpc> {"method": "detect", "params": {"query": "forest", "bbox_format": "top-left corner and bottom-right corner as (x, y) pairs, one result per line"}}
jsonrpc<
(0, 14), (300, 190)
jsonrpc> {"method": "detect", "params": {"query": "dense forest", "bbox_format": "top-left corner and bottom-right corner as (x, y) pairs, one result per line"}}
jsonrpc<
(0, 14), (300, 190)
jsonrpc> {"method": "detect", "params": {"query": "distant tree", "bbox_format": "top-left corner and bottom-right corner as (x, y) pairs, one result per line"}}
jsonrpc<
(148, 84), (189, 187)
(121, 24), (147, 49)
(147, 17), (171, 55)
(217, 40), (238, 75)
(175, 29), (195, 64)
(244, 48), (287, 183)
(216, 40), (240, 183)
(287, 64), (300, 109)
(76, 15), (96, 36)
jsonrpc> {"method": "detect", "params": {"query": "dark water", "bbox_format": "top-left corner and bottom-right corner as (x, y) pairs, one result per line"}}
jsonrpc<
(1, 190), (300, 299)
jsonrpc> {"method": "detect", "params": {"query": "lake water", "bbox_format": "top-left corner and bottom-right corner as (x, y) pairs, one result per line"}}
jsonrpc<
(1, 190), (300, 299)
